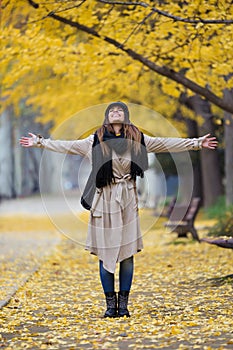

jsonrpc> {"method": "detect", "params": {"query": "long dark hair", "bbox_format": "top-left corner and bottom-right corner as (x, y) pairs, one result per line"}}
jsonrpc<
(96, 123), (142, 156)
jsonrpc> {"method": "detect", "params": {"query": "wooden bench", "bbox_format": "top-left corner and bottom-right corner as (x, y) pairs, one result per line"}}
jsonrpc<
(164, 197), (201, 241)
(161, 197), (176, 218)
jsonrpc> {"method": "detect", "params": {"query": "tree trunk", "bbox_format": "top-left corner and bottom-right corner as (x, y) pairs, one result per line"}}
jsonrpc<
(0, 108), (15, 198)
(185, 117), (203, 200)
(39, 151), (66, 194)
(224, 89), (233, 206)
(13, 121), (23, 196)
(181, 95), (223, 207)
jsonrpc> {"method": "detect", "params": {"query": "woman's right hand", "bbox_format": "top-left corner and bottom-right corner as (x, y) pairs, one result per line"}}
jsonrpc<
(19, 133), (37, 147)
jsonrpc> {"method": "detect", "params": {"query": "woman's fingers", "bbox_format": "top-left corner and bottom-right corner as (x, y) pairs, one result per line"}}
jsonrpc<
(208, 139), (218, 144)
(207, 137), (217, 141)
(203, 134), (217, 142)
(20, 137), (29, 141)
(19, 132), (36, 147)
(19, 138), (26, 144)
(19, 139), (30, 147)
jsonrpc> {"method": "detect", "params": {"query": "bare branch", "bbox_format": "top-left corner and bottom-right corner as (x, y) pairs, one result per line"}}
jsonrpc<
(47, 1), (87, 14)
(28, 0), (233, 25)
(28, 0), (39, 8)
(98, 0), (233, 25)
(121, 10), (154, 46)
(44, 12), (233, 113)
(28, 0), (87, 12)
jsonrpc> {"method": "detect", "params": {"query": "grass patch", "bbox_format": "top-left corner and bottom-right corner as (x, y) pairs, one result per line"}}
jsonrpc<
(203, 196), (228, 219)
(201, 196), (233, 237)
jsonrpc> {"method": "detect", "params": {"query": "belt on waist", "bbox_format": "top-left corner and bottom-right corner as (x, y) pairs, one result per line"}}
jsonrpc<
(114, 174), (134, 204)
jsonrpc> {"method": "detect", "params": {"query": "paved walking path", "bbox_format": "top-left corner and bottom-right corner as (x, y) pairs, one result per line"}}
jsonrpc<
(0, 191), (83, 216)
(0, 192), (82, 308)
(0, 231), (60, 308)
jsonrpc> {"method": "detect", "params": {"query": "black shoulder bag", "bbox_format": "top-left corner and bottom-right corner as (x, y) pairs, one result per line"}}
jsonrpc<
(80, 171), (96, 210)
(80, 134), (98, 210)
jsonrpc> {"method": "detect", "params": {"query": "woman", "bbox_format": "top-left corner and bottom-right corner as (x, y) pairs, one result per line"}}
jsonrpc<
(20, 101), (218, 318)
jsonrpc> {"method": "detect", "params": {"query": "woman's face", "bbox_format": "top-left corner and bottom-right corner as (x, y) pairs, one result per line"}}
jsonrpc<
(108, 105), (125, 124)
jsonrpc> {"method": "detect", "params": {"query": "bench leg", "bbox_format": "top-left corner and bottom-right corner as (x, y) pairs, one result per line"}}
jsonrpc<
(190, 227), (200, 242)
(177, 232), (188, 238)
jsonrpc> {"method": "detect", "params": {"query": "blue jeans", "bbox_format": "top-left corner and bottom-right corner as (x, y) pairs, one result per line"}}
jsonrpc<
(99, 256), (134, 293)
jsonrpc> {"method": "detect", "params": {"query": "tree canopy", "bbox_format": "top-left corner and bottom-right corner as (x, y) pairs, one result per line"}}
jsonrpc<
(2, 0), (233, 127)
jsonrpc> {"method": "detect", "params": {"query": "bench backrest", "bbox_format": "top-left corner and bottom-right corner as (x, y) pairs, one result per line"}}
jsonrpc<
(168, 197), (201, 223)
(164, 197), (176, 217)
(185, 197), (201, 222)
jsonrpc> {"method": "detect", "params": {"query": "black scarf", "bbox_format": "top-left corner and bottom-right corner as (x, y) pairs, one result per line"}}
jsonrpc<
(92, 129), (148, 188)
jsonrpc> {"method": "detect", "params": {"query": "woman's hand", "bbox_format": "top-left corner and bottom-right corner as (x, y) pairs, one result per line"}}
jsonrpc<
(19, 133), (37, 147)
(201, 134), (218, 149)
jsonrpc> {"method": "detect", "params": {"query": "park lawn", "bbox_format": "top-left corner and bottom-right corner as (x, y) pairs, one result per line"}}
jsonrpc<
(0, 210), (232, 349)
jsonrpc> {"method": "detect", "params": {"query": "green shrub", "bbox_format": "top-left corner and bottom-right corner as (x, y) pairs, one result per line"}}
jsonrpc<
(204, 196), (233, 237)
(204, 196), (227, 219)
(207, 208), (233, 237)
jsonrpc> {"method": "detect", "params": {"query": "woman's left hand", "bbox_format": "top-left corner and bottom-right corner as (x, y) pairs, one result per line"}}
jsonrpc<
(201, 134), (218, 149)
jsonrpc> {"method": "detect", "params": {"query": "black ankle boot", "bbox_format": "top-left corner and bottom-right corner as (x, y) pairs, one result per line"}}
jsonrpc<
(118, 291), (130, 317)
(104, 292), (117, 318)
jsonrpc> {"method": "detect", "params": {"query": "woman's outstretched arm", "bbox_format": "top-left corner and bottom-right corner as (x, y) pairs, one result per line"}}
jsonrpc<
(19, 132), (93, 157)
(144, 133), (218, 153)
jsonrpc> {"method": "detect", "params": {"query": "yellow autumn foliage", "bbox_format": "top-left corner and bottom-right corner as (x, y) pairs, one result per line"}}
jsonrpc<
(1, 0), (233, 130)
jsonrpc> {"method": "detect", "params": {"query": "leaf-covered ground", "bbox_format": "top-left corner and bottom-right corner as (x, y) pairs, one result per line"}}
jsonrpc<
(0, 211), (233, 349)
(0, 216), (60, 308)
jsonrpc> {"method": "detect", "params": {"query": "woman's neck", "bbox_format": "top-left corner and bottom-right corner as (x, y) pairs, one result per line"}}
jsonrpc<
(112, 123), (123, 134)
